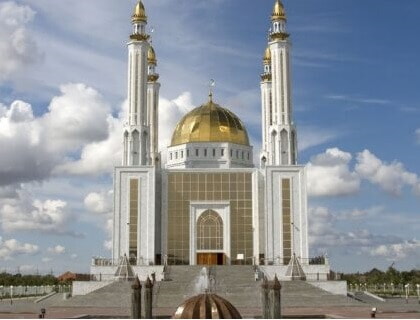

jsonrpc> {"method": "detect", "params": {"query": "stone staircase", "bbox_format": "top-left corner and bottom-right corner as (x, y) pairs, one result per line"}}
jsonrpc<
(281, 281), (361, 307)
(52, 281), (132, 308)
(48, 266), (362, 314)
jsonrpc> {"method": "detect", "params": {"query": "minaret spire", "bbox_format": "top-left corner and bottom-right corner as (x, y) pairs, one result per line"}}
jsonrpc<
(123, 0), (152, 166)
(147, 42), (161, 166)
(260, 0), (297, 166)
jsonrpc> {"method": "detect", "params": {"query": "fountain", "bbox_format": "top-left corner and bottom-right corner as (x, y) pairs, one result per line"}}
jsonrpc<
(194, 267), (210, 293)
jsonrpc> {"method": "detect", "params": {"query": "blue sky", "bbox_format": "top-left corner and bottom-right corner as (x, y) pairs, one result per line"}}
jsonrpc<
(0, 0), (419, 274)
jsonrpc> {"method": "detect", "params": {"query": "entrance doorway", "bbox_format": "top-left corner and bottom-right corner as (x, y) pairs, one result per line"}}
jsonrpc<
(197, 253), (224, 265)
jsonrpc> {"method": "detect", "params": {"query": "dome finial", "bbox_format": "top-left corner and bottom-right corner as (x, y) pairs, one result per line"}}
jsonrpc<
(132, 0), (147, 23)
(272, 0), (286, 21)
(208, 79), (216, 102)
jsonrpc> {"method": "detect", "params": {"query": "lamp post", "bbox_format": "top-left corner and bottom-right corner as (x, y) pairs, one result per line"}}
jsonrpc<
(10, 286), (13, 305)
(404, 284), (409, 304)
(416, 284), (419, 304)
(391, 282), (394, 296)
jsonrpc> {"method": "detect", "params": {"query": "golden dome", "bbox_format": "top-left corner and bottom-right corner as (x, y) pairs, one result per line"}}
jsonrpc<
(172, 293), (242, 319)
(148, 45), (157, 65)
(263, 46), (271, 64)
(132, 1), (147, 23)
(272, 0), (286, 21)
(170, 98), (250, 147)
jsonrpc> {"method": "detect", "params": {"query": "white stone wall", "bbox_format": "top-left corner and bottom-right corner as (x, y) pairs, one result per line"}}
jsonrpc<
(166, 142), (253, 169)
(264, 166), (308, 265)
(72, 281), (113, 296)
(309, 281), (348, 296)
(112, 166), (158, 264)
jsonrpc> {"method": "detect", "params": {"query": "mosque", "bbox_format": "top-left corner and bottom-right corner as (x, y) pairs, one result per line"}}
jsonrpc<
(92, 0), (330, 279)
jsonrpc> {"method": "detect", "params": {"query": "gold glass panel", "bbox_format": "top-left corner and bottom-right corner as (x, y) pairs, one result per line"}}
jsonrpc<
(167, 172), (253, 265)
(129, 179), (139, 258)
(282, 178), (292, 264)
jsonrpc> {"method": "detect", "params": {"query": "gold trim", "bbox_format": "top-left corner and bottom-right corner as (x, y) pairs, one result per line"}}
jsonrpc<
(261, 74), (272, 82)
(148, 74), (159, 82)
(130, 34), (150, 41)
(270, 32), (290, 41)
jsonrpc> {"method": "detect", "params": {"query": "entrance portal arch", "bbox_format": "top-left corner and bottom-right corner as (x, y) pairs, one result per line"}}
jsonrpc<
(189, 202), (231, 265)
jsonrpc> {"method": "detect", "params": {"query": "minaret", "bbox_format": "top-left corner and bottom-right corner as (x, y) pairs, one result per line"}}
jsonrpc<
(260, 46), (272, 166)
(123, 1), (151, 166)
(261, 0), (297, 166)
(147, 45), (160, 166)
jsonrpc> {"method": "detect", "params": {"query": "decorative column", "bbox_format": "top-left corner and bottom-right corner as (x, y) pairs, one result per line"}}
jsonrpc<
(131, 277), (142, 319)
(144, 276), (154, 319)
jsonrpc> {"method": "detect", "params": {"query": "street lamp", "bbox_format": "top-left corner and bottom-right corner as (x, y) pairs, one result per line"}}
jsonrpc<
(10, 285), (13, 305)
(416, 284), (419, 304)
(404, 284), (409, 304)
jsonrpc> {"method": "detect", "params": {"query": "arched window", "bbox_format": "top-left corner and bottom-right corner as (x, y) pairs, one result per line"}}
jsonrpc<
(197, 210), (223, 251)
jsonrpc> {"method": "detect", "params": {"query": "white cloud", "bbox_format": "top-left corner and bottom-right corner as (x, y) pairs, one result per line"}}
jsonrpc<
(159, 92), (195, 152)
(355, 150), (419, 196)
(307, 148), (360, 196)
(42, 257), (52, 263)
(367, 240), (420, 261)
(84, 190), (113, 215)
(47, 245), (66, 255)
(42, 83), (111, 152)
(0, 83), (111, 186)
(70, 253), (78, 259)
(19, 264), (37, 274)
(0, 237), (39, 260)
(56, 92), (195, 175)
(0, 191), (74, 235)
(0, 1), (42, 81)
(309, 206), (401, 250)
(54, 115), (123, 175)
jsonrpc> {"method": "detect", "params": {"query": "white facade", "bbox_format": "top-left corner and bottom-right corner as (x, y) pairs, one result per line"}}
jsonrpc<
(105, 0), (318, 275)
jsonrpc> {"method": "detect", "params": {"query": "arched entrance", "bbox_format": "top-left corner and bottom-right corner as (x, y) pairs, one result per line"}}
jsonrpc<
(196, 210), (225, 265)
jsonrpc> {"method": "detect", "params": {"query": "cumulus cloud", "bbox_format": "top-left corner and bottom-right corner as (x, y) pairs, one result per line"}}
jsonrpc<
(366, 239), (420, 261)
(0, 190), (75, 235)
(47, 245), (66, 255)
(307, 148), (360, 196)
(0, 237), (39, 260)
(56, 91), (195, 175)
(0, 101), (53, 186)
(355, 150), (419, 196)
(309, 206), (402, 250)
(43, 83), (111, 152)
(0, 83), (111, 186)
(159, 92), (195, 155)
(307, 148), (420, 198)
(0, 1), (42, 81)
(84, 190), (113, 215)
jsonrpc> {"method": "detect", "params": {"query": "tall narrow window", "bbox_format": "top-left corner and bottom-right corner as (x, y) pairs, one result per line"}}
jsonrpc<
(197, 210), (223, 251)
(204, 149), (208, 157)
(196, 149), (199, 157)
(181, 150), (184, 158)
(213, 149), (216, 157)
(221, 149), (225, 156)
(187, 149), (190, 157)
(282, 179), (292, 264)
(129, 179), (139, 259)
